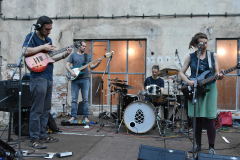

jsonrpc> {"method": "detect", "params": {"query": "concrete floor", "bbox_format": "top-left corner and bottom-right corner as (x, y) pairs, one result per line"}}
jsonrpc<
(1, 114), (240, 160)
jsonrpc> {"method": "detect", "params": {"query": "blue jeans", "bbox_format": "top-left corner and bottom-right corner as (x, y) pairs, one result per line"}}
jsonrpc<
(71, 78), (89, 118)
(29, 77), (52, 141)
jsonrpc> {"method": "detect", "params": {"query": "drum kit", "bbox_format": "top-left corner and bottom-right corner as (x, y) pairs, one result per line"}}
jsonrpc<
(107, 67), (186, 136)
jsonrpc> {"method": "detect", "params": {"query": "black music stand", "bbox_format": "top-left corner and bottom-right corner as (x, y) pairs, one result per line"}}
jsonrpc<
(95, 54), (113, 132)
(9, 25), (46, 159)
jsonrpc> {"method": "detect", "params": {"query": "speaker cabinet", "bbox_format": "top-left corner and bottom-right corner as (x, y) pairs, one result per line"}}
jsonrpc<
(0, 80), (31, 111)
(13, 109), (30, 136)
(138, 145), (186, 160)
(197, 153), (240, 160)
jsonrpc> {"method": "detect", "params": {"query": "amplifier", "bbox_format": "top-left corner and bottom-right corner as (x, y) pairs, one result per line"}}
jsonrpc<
(0, 80), (31, 111)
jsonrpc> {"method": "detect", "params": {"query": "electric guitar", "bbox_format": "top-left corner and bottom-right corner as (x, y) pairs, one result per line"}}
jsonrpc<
(66, 51), (114, 81)
(181, 64), (240, 100)
(25, 42), (79, 72)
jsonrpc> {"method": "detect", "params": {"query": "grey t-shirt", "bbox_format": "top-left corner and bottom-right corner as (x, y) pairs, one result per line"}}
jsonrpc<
(67, 52), (92, 79)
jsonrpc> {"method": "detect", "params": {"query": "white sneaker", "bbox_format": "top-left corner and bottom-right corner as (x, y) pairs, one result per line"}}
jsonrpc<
(68, 117), (76, 122)
(85, 117), (89, 122)
(209, 148), (216, 155)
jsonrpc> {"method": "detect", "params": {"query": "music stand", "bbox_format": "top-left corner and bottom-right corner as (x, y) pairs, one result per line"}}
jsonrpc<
(10, 25), (46, 159)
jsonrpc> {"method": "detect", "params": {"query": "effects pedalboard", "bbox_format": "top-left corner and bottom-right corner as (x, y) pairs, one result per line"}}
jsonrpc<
(61, 120), (93, 126)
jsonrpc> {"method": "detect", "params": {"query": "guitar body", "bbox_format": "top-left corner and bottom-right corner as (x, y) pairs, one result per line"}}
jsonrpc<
(66, 62), (86, 81)
(25, 52), (55, 72)
(181, 70), (211, 100)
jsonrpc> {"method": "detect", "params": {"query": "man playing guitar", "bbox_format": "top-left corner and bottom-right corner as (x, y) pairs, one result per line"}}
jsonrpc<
(22, 16), (72, 149)
(66, 40), (102, 123)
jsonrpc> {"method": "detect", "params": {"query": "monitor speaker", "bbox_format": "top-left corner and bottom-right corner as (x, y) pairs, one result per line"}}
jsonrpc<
(197, 153), (240, 160)
(138, 145), (186, 160)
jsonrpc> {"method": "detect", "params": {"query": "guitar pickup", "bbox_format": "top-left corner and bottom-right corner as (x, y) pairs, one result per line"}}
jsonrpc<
(39, 56), (43, 61)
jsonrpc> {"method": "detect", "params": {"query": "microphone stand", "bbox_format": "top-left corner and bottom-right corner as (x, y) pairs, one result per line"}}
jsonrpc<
(191, 46), (202, 160)
(10, 25), (46, 159)
(95, 55), (113, 132)
(175, 49), (187, 134)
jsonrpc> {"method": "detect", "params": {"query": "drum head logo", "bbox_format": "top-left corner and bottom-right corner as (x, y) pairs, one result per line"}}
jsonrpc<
(135, 109), (144, 124)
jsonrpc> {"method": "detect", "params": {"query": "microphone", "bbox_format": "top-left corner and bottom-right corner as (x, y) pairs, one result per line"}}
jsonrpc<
(198, 42), (204, 48)
(33, 24), (41, 28)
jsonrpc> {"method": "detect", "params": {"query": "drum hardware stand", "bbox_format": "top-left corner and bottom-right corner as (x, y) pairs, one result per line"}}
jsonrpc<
(165, 78), (178, 131)
(95, 54), (113, 132)
(102, 85), (119, 128)
(116, 88), (125, 133)
(10, 25), (47, 159)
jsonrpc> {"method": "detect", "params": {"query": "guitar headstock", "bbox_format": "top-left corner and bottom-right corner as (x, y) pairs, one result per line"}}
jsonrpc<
(73, 41), (81, 48)
(237, 62), (240, 69)
(105, 51), (114, 58)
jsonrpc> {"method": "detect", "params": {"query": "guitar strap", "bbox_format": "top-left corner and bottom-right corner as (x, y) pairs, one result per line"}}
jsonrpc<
(84, 53), (88, 63)
(207, 50), (213, 72)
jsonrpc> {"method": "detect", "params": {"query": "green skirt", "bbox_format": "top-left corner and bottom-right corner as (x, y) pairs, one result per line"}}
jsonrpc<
(188, 82), (218, 119)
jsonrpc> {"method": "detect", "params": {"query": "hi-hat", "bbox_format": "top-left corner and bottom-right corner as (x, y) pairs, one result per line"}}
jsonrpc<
(158, 68), (179, 77)
(111, 83), (135, 89)
(108, 78), (127, 82)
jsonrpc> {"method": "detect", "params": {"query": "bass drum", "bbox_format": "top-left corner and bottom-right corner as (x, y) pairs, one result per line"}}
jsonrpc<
(123, 101), (156, 133)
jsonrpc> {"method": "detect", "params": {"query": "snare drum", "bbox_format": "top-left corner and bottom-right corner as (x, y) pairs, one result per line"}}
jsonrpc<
(123, 101), (156, 133)
(145, 85), (161, 95)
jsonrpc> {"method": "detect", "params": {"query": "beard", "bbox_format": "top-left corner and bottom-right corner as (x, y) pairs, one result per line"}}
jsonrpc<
(39, 30), (47, 38)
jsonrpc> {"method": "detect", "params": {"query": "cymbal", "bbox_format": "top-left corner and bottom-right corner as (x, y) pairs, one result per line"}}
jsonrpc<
(111, 83), (135, 89)
(158, 68), (179, 77)
(108, 79), (127, 82)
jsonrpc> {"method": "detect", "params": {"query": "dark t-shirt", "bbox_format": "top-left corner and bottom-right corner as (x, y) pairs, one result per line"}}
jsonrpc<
(67, 52), (92, 79)
(22, 32), (53, 80)
(144, 76), (164, 88)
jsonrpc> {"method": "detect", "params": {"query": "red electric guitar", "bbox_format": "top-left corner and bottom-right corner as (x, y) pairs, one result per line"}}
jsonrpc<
(25, 42), (78, 72)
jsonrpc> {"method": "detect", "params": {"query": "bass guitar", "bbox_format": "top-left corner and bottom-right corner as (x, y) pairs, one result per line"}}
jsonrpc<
(181, 64), (240, 100)
(25, 42), (78, 72)
(66, 51), (114, 81)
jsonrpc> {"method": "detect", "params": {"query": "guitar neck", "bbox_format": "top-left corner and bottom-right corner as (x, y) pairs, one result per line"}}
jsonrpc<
(48, 45), (74, 57)
(78, 55), (106, 71)
(200, 65), (237, 85)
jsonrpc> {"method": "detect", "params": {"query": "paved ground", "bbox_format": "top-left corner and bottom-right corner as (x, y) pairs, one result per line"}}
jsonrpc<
(1, 115), (240, 160)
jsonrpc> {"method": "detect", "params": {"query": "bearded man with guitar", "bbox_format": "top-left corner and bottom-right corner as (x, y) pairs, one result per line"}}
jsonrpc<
(179, 33), (224, 155)
(22, 16), (72, 149)
(66, 40), (102, 123)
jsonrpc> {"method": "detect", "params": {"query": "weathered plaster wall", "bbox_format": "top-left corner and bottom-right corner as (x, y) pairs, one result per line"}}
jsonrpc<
(0, 0), (240, 122)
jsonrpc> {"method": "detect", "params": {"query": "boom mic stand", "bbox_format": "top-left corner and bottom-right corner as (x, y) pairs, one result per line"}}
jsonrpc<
(95, 54), (113, 132)
(191, 45), (203, 160)
(10, 25), (46, 159)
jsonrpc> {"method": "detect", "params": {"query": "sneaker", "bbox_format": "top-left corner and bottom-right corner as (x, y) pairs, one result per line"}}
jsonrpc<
(85, 117), (89, 122)
(68, 117), (76, 122)
(30, 139), (47, 149)
(40, 135), (59, 143)
(188, 144), (201, 153)
(209, 148), (216, 154)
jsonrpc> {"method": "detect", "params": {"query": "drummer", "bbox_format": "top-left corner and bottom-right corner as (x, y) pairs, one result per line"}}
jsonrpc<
(142, 65), (164, 94)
